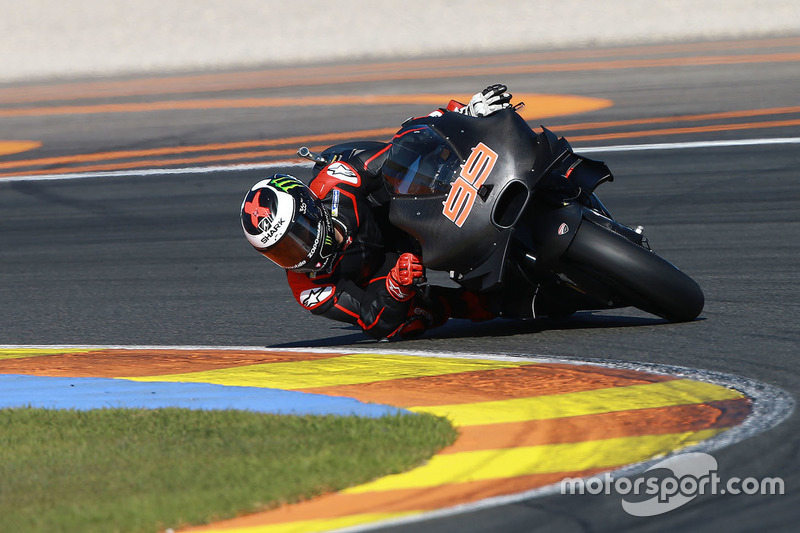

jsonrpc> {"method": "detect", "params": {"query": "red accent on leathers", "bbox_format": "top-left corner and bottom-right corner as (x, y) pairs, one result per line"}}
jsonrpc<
(446, 99), (466, 112)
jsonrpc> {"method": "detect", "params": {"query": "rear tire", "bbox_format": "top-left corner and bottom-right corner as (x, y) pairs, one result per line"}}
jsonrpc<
(563, 220), (704, 322)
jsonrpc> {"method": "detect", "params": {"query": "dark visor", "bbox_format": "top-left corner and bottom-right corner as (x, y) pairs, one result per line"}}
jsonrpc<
(262, 207), (323, 269)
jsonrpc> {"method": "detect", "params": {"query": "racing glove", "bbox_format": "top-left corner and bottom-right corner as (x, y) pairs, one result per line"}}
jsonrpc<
(458, 84), (513, 117)
(386, 253), (425, 301)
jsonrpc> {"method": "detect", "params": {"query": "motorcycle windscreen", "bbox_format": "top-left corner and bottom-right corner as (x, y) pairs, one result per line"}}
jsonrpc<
(383, 126), (461, 196)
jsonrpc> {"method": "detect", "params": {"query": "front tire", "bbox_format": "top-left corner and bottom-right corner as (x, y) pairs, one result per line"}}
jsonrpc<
(562, 220), (704, 322)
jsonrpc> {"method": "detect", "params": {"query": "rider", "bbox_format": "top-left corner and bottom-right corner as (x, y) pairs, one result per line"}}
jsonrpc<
(240, 85), (512, 340)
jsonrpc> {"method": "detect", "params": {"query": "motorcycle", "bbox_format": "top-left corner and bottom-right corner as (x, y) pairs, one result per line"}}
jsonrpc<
(298, 107), (704, 323)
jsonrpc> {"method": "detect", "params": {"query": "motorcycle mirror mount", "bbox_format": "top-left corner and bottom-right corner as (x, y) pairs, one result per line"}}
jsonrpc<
(297, 146), (329, 165)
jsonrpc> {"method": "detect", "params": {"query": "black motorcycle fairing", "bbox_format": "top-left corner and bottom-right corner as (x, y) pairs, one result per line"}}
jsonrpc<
(386, 110), (538, 285)
(514, 200), (585, 271)
(303, 108), (704, 322)
(315, 141), (389, 176)
(532, 127), (614, 200)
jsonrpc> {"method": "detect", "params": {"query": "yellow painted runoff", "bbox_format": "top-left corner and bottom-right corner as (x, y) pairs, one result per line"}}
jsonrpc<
(345, 428), (723, 493)
(409, 379), (743, 426)
(124, 353), (533, 389)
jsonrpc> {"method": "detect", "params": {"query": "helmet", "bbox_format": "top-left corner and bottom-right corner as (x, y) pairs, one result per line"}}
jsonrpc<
(240, 174), (335, 272)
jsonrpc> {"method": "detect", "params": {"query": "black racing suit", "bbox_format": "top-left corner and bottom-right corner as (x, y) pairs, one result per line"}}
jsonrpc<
(286, 143), (492, 340)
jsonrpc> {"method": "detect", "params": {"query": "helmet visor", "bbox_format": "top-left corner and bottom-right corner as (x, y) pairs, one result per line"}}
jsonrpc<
(264, 207), (324, 269)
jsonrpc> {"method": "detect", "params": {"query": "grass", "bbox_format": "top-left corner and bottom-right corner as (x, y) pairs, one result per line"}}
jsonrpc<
(0, 408), (457, 533)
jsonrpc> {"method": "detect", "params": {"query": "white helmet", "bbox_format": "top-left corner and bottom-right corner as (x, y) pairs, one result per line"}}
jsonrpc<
(240, 174), (335, 272)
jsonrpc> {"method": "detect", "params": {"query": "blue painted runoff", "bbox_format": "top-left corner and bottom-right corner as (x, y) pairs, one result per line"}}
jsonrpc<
(0, 375), (406, 417)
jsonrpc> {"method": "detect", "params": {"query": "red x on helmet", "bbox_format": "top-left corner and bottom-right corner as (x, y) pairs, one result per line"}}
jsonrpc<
(240, 174), (335, 272)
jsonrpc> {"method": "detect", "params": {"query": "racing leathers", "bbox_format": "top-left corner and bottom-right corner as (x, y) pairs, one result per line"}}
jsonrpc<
(286, 144), (492, 340)
(285, 85), (514, 339)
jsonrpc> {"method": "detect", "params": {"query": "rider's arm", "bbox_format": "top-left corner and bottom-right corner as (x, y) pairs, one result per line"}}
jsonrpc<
(286, 259), (417, 340)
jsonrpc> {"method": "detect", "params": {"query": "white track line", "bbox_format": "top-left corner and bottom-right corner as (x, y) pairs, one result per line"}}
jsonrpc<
(3, 136), (800, 183)
(0, 161), (311, 182)
(578, 136), (800, 153)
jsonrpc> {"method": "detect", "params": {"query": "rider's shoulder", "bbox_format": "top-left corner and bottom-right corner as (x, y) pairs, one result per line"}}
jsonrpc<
(310, 160), (364, 198)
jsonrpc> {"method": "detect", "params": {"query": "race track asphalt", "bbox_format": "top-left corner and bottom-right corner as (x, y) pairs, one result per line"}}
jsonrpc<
(1, 36), (799, 532)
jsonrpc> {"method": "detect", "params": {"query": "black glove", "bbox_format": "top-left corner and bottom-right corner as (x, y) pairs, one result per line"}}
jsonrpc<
(458, 84), (513, 117)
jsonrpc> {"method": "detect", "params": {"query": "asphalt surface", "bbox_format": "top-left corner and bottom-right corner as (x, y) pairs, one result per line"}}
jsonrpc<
(1, 37), (799, 532)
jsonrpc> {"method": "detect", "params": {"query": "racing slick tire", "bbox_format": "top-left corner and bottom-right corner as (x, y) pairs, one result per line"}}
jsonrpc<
(562, 220), (705, 322)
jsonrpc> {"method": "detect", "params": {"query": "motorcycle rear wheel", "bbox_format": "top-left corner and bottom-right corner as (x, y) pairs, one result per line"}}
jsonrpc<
(562, 220), (704, 322)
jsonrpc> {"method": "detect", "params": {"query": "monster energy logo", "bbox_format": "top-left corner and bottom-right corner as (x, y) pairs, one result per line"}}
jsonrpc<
(270, 175), (304, 193)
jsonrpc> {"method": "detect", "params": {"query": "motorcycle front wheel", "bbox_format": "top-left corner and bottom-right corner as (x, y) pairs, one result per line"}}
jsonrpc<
(561, 220), (704, 322)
